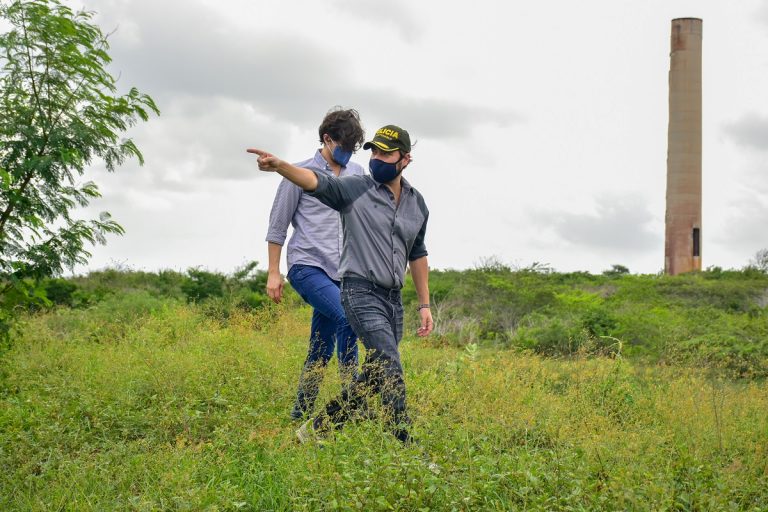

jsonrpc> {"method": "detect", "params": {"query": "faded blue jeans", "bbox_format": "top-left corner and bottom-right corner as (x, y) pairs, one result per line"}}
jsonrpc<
(314, 277), (410, 443)
(287, 264), (358, 419)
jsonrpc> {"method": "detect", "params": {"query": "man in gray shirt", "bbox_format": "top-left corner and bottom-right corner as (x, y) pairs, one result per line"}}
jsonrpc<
(265, 108), (365, 420)
(249, 124), (433, 444)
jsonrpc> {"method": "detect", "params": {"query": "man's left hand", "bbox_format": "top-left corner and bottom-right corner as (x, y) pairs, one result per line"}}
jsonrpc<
(417, 308), (433, 337)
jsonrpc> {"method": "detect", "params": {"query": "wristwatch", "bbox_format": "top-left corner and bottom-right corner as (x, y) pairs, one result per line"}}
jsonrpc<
(417, 304), (431, 311)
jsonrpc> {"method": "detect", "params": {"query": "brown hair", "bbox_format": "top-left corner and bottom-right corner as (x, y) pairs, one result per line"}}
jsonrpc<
(318, 107), (365, 152)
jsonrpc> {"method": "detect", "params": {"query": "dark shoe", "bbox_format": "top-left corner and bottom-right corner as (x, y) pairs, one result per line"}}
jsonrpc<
(290, 406), (306, 422)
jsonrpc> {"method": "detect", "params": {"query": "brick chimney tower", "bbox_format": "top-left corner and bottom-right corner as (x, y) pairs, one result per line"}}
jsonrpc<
(665, 18), (703, 275)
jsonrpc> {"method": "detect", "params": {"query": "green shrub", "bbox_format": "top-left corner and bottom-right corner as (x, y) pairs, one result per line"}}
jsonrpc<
(42, 278), (79, 306)
(512, 313), (586, 355)
(181, 268), (226, 302)
(581, 307), (619, 338)
(673, 334), (768, 378)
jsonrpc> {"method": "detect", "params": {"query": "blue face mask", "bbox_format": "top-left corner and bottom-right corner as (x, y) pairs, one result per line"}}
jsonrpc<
(369, 157), (402, 183)
(331, 145), (353, 166)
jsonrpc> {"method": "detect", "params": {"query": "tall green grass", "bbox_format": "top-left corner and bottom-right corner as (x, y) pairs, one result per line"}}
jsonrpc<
(1, 294), (767, 511)
(405, 268), (768, 378)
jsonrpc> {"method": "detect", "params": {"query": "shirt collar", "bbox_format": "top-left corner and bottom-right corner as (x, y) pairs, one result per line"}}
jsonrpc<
(374, 175), (413, 193)
(313, 149), (331, 171)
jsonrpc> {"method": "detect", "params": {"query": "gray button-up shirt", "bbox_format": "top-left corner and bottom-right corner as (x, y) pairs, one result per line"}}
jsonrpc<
(265, 150), (365, 280)
(308, 172), (429, 290)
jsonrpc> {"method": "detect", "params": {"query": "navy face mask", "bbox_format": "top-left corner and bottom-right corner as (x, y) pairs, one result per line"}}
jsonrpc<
(369, 157), (402, 183)
(331, 145), (353, 166)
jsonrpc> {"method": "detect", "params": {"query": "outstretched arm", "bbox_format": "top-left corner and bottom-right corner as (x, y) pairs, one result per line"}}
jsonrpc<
(246, 148), (318, 191)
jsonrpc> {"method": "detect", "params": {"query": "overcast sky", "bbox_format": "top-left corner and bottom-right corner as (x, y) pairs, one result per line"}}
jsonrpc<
(67, 0), (768, 275)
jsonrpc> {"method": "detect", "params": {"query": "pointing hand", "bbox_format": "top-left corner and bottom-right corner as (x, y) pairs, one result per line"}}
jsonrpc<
(246, 148), (282, 172)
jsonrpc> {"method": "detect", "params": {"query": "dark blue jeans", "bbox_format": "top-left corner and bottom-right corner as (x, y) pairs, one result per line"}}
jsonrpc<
(315, 277), (410, 442)
(287, 264), (358, 419)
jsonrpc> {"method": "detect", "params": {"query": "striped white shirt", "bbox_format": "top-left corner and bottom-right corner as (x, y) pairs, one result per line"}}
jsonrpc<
(265, 150), (365, 280)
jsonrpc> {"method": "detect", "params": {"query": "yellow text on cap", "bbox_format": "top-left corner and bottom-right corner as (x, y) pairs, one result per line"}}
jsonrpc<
(377, 128), (399, 139)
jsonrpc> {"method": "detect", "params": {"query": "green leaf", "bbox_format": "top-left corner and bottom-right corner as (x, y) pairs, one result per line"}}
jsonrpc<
(0, 0), (157, 327)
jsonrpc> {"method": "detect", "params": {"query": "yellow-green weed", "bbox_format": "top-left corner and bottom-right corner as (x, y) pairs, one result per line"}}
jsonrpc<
(1, 301), (766, 511)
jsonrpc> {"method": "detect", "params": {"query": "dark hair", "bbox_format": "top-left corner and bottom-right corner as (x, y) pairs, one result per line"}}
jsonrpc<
(318, 107), (365, 152)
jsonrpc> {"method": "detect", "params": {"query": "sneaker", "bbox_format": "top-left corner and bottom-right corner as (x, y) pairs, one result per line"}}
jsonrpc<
(296, 419), (318, 444)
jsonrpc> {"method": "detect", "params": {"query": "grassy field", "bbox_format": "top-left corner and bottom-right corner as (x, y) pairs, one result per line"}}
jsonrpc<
(1, 295), (767, 511)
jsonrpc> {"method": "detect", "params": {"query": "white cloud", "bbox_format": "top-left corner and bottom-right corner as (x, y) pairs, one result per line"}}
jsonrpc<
(57, 0), (768, 274)
(531, 195), (661, 253)
(758, 0), (768, 26)
(723, 113), (768, 152)
(714, 192), (768, 253)
(93, 0), (518, 140)
(332, 0), (422, 43)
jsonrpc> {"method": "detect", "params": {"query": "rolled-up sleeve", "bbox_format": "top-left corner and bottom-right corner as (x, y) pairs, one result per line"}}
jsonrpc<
(266, 178), (302, 245)
(408, 213), (429, 261)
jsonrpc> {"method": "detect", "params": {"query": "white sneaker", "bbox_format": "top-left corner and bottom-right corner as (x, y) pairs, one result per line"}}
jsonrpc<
(295, 419), (316, 444)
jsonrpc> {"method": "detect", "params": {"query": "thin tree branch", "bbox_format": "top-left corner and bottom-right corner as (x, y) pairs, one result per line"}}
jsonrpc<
(19, 5), (48, 134)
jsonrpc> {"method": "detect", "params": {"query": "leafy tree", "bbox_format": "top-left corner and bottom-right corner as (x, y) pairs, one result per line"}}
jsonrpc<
(0, 0), (158, 339)
(180, 262), (270, 308)
(749, 248), (768, 273)
(602, 264), (630, 277)
(41, 276), (77, 305)
(181, 268), (227, 303)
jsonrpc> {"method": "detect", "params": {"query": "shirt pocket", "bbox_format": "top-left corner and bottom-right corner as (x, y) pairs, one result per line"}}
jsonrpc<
(287, 264), (308, 283)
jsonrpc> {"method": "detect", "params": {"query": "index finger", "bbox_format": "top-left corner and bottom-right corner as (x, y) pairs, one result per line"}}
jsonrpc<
(246, 148), (270, 157)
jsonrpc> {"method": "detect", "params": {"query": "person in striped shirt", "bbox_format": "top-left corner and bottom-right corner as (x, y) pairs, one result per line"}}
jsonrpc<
(264, 107), (366, 421)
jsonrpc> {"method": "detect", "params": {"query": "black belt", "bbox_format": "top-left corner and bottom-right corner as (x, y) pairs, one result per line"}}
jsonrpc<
(341, 277), (401, 299)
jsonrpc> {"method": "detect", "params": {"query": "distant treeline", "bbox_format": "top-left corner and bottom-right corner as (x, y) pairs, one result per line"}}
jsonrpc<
(36, 262), (768, 378)
(42, 261), (272, 312)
